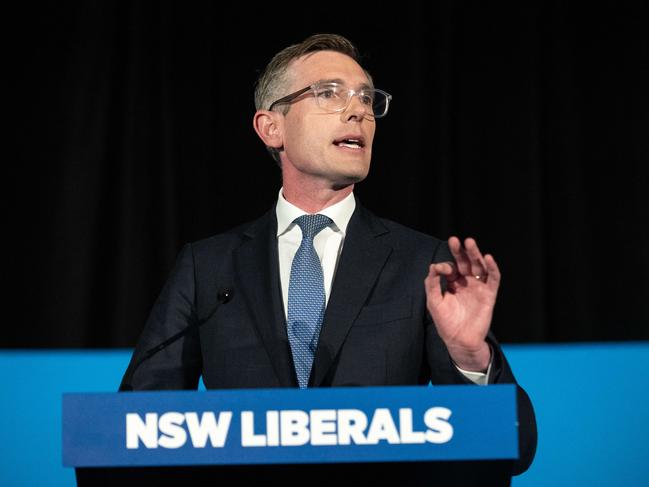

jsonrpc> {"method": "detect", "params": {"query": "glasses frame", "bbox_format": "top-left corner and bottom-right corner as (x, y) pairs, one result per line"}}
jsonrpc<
(268, 81), (392, 119)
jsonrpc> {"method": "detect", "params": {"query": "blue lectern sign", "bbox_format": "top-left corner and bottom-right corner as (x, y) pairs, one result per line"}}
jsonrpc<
(63, 385), (518, 467)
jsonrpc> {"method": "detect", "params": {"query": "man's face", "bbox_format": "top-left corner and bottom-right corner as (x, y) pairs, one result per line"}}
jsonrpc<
(279, 51), (376, 188)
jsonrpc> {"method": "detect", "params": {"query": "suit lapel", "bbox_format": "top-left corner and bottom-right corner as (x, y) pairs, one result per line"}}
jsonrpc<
(311, 204), (392, 386)
(233, 210), (297, 387)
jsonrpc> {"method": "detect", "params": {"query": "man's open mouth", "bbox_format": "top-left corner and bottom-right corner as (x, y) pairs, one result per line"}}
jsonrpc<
(333, 136), (365, 149)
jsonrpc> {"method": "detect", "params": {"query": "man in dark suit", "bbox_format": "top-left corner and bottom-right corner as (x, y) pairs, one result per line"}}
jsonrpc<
(120, 33), (537, 478)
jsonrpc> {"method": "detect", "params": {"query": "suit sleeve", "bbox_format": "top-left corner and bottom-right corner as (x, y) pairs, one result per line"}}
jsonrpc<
(424, 240), (538, 475)
(119, 243), (202, 391)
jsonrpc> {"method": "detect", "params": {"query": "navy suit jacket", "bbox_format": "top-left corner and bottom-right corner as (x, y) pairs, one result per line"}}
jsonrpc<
(120, 201), (537, 475)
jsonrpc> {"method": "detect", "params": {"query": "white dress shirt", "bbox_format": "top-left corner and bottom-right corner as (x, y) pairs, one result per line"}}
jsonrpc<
(275, 188), (489, 384)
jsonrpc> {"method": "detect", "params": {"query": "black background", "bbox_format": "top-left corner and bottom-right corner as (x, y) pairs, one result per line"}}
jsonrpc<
(8, 1), (648, 347)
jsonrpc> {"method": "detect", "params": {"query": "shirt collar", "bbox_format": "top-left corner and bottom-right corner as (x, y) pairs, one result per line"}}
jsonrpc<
(276, 188), (356, 237)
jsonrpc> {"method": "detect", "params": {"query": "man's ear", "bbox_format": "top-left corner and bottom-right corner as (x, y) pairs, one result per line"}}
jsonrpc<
(253, 110), (284, 150)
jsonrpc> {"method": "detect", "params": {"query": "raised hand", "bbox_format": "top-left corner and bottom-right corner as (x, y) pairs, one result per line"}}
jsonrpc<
(424, 237), (500, 372)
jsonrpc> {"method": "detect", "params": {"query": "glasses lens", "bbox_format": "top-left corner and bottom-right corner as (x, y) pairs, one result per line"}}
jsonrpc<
(371, 90), (390, 119)
(313, 84), (391, 118)
(315, 84), (347, 111)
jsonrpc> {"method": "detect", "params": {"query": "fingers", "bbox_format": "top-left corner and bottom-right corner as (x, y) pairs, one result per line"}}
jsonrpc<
(484, 253), (501, 292)
(464, 238), (487, 279)
(426, 238), (502, 313)
(424, 264), (442, 307)
(448, 236), (496, 284)
(426, 260), (460, 304)
(430, 261), (458, 279)
(448, 236), (467, 275)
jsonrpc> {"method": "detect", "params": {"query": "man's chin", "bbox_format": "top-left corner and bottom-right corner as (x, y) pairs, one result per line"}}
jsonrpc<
(332, 170), (369, 188)
(332, 181), (358, 191)
(337, 160), (371, 184)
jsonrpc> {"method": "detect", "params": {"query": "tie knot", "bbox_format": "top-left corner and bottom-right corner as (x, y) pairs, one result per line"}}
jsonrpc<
(294, 214), (332, 239)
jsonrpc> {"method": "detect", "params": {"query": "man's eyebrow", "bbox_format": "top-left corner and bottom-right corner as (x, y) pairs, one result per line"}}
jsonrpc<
(318, 78), (373, 90)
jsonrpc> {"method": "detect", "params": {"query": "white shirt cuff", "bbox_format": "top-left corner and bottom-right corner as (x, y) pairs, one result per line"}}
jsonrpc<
(453, 346), (493, 385)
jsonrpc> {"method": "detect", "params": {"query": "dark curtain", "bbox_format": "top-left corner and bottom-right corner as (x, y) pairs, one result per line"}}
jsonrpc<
(8, 1), (649, 347)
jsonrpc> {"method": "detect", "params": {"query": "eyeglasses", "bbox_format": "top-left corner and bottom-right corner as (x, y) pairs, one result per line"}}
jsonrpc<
(268, 81), (392, 119)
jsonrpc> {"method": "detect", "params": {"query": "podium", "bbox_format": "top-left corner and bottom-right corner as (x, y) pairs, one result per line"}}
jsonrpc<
(64, 385), (519, 486)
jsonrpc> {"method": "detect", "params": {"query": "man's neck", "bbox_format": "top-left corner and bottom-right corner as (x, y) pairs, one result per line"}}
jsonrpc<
(281, 183), (354, 213)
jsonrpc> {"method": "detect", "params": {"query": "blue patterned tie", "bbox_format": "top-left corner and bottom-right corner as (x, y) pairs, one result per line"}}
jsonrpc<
(287, 214), (332, 389)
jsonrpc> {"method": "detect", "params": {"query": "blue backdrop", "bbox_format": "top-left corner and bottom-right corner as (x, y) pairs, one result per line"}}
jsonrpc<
(2, 343), (648, 486)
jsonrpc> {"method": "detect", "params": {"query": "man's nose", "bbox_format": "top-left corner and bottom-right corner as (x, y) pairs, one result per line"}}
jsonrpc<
(342, 94), (369, 122)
